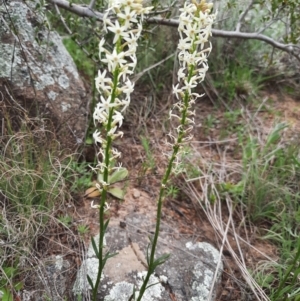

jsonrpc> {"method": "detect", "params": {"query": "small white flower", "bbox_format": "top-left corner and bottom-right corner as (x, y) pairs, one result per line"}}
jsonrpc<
(99, 38), (107, 56)
(91, 201), (110, 211)
(177, 68), (186, 81)
(183, 80), (197, 93)
(184, 22), (201, 40)
(169, 110), (181, 120)
(102, 49), (127, 72)
(107, 126), (117, 137)
(195, 33), (208, 50)
(117, 6), (138, 28)
(178, 37), (192, 51)
(93, 130), (103, 144)
(122, 79), (135, 96)
(173, 83), (184, 99)
(112, 110), (124, 127)
(91, 201), (100, 209)
(111, 148), (122, 159)
(179, 2), (196, 15)
(108, 128), (124, 139)
(107, 20), (130, 43)
(123, 32), (138, 51)
(98, 95), (117, 113)
(94, 103), (108, 125)
(120, 97), (131, 112)
(179, 14), (192, 29)
(95, 69), (112, 93)
(112, 162), (123, 171)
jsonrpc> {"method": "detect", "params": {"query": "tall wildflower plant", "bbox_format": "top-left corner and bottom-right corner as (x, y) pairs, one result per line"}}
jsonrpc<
(135, 1), (216, 300)
(91, 0), (215, 299)
(90, 0), (152, 299)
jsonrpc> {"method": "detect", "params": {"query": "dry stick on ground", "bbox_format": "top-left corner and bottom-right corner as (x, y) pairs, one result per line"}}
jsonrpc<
(46, 0), (300, 62)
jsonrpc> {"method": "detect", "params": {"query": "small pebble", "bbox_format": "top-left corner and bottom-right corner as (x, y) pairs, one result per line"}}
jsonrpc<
(133, 189), (141, 198)
(119, 221), (126, 228)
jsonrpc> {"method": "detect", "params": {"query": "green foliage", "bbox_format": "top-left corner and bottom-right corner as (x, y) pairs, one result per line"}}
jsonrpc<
(0, 130), (69, 212)
(136, 29), (176, 92)
(140, 135), (156, 175)
(203, 114), (218, 133)
(166, 185), (179, 199)
(0, 119), (74, 301)
(97, 167), (129, 199)
(58, 214), (73, 226)
(0, 265), (23, 301)
(238, 123), (300, 223)
(180, 146), (203, 179)
(270, 0), (300, 44)
(66, 161), (93, 192)
(63, 38), (95, 80)
(208, 38), (276, 106)
(77, 224), (90, 235)
(219, 122), (300, 300)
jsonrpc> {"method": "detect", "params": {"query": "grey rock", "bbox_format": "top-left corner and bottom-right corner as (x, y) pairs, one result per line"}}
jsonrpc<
(22, 255), (70, 301)
(74, 213), (223, 300)
(0, 0), (88, 149)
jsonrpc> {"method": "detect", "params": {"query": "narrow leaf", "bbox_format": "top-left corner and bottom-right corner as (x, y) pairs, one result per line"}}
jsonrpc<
(153, 253), (170, 267)
(91, 237), (99, 258)
(104, 251), (118, 260)
(87, 274), (94, 290)
(103, 219), (110, 232)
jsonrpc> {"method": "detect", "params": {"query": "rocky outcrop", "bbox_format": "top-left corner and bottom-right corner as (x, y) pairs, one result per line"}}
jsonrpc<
(0, 0), (88, 149)
(73, 212), (223, 301)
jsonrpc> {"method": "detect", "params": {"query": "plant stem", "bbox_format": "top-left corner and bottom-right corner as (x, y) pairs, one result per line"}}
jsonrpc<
(92, 67), (119, 301)
(135, 79), (192, 301)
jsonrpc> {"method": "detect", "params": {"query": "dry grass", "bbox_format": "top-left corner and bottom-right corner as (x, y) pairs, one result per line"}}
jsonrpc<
(177, 99), (300, 301)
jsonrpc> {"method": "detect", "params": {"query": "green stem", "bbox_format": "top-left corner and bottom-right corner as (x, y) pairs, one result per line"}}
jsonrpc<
(135, 66), (193, 301)
(92, 67), (119, 301)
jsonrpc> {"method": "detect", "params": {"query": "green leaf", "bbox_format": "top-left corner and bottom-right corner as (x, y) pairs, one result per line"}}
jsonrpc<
(108, 168), (128, 184)
(103, 219), (110, 232)
(87, 275), (94, 290)
(108, 187), (125, 200)
(265, 123), (287, 147)
(1, 287), (13, 301)
(3, 267), (16, 278)
(104, 251), (118, 260)
(102, 252), (118, 266)
(97, 172), (104, 183)
(91, 237), (99, 258)
(14, 281), (23, 291)
(152, 253), (170, 268)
